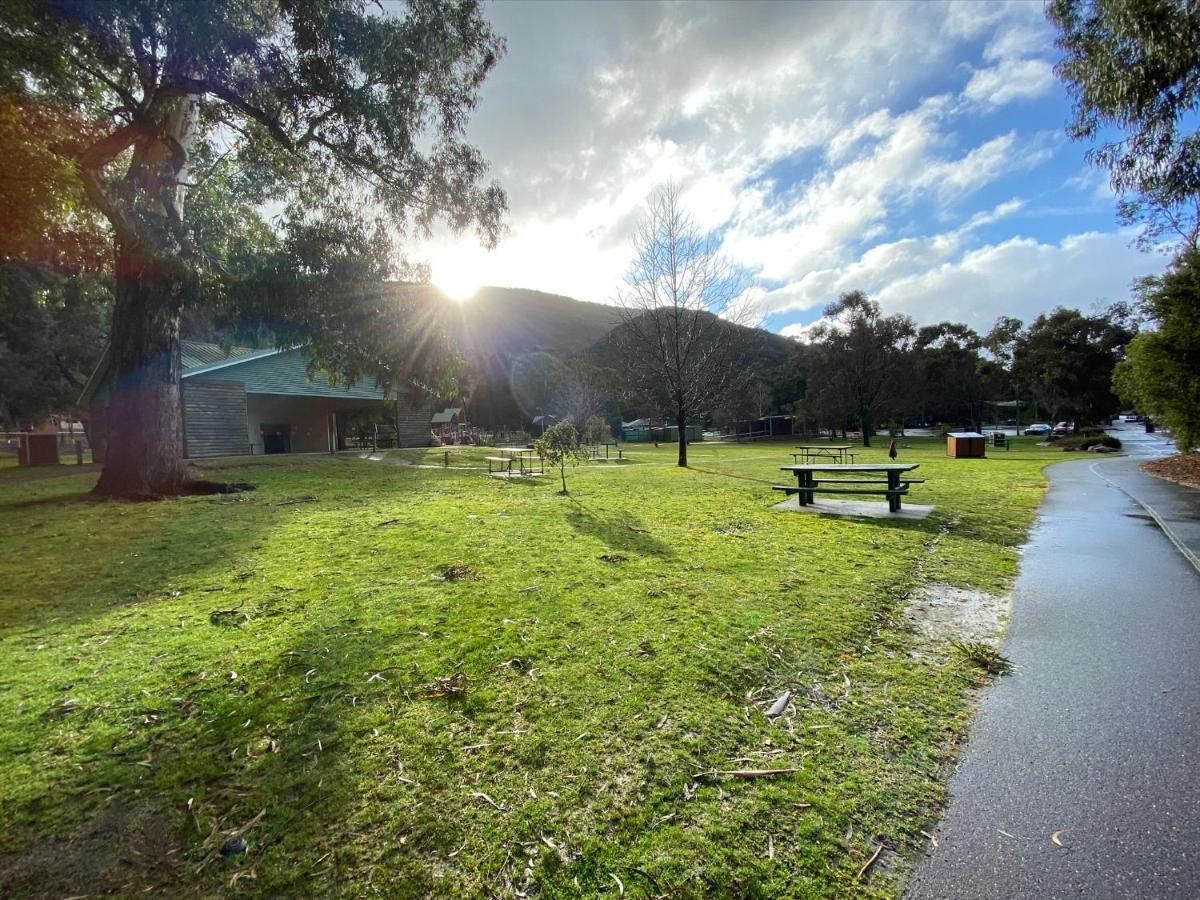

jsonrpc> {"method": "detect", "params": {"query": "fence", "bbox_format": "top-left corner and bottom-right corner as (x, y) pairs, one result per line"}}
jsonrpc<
(1, 431), (93, 466)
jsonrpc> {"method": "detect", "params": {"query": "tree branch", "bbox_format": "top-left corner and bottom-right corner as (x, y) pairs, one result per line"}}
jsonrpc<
(163, 77), (295, 150)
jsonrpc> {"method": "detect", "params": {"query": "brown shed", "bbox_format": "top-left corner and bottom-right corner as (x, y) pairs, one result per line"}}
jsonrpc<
(946, 431), (986, 458)
(17, 433), (60, 466)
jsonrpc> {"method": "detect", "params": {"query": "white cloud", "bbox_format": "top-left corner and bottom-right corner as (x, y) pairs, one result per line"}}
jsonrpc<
(963, 58), (1056, 107)
(875, 231), (1159, 328)
(404, 0), (1146, 339)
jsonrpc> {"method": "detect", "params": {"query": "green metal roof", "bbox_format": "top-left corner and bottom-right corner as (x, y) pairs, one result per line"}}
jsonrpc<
(80, 341), (391, 406)
(431, 407), (462, 424)
(190, 347), (387, 400)
(181, 341), (266, 371)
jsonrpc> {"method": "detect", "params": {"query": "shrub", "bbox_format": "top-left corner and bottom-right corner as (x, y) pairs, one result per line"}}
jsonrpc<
(584, 415), (611, 447)
(534, 419), (588, 494)
(1056, 433), (1121, 451)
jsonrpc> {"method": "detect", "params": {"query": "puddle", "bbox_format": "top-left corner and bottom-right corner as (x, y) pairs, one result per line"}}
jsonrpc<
(903, 582), (1010, 648)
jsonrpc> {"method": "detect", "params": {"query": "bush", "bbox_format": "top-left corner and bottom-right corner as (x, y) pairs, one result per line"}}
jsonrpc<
(534, 419), (588, 494)
(1056, 433), (1121, 451)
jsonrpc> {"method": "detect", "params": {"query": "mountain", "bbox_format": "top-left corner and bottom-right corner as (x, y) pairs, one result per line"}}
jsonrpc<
(443, 285), (798, 427)
(451, 286), (624, 359)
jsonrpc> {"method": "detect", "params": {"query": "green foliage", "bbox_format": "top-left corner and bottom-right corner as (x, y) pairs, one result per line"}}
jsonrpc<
(950, 641), (1013, 675)
(1052, 433), (1121, 451)
(0, 96), (109, 269)
(584, 415), (610, 446)
(0, 0), (509, 490)
(808, 291), (916, 445)
(1113, 247), (1200, 450)
(1012, 307), (1132, 425)
(0, 262), (111, 426)
(534, 418), (588, 493)
(1049, 0), (1200, 249)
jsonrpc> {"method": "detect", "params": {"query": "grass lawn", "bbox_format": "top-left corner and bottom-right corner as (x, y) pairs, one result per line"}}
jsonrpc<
(0, 438), (1062, 897)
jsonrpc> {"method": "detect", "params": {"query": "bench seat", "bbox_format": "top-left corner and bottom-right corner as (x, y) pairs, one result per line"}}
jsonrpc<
(809, 477), (924, 485)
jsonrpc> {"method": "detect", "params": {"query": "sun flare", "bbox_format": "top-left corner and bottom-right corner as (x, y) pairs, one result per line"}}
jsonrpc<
(433, 269), (480, 303)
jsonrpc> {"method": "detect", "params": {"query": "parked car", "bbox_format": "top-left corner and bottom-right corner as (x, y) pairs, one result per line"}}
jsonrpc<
(1123, 413), (1142, 423)
(1051, 421), (1073, 435)
(1024, 423), (1052, 436)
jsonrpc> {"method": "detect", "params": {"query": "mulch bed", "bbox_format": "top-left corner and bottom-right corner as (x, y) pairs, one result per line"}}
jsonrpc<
(1140, 454), (1200, 489)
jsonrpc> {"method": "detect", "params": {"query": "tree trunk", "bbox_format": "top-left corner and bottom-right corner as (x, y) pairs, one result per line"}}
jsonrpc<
(92, 251), (188, 498)
(676, 409), (688, 467)
(859, 409), (872, 448)
(91, 95), (197, 498)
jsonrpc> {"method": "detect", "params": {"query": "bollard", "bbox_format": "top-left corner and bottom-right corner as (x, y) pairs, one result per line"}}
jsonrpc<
(444, 450), (449, 467)
(75, 440), (83, 465)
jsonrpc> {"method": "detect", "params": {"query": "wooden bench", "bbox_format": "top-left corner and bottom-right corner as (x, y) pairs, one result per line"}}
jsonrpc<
(588, 446), (624, 461)
(777, 463), (922, 513)
(485, 455), (513, 474)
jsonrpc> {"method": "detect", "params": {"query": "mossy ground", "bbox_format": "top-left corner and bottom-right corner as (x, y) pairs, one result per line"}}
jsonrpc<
(0, 438), (1060, 897)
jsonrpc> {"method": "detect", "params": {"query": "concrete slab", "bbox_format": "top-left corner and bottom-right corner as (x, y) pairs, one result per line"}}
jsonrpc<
(770, 496), (934, 520)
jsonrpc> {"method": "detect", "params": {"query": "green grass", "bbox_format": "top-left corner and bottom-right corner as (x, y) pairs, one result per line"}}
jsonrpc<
(0, 438), (1061, 897)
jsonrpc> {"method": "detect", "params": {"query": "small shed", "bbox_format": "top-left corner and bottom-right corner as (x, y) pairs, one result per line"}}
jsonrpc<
(18, 433), (59, 466)
(946, 431), (986, 458)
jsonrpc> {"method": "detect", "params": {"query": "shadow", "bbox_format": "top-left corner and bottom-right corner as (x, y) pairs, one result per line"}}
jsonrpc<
(686, 464), (776, 487)
(565, 497), (675, 558)
(0, 467), (290, 634)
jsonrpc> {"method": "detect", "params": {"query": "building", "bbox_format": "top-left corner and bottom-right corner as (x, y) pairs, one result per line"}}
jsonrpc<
(621, 418), (703, 443)
(81, 341), (434, 460)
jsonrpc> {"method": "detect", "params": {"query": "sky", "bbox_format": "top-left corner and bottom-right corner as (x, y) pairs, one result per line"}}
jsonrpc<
(413, 0), (1168, 335)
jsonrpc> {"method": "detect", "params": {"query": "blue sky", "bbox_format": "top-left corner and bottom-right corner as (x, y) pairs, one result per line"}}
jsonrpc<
(414, 0), (1168, 334)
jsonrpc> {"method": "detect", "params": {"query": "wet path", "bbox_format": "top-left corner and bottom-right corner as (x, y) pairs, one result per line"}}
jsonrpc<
(907, 428), (1200, 899)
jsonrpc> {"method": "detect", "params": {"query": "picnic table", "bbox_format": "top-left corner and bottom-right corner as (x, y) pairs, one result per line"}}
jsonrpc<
(791, 444), (856, 464)
(486, 447), (545, 475)
(776, 463), (922, 513)
(589, 441), (624, 461)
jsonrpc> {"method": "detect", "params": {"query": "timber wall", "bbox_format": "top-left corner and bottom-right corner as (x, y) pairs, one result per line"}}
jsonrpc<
(183, 379), (250, 458)
(396, 396), (434, 447)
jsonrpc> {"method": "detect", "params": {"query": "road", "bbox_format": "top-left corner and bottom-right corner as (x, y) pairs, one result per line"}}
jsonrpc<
(907, 424), (1200, 899)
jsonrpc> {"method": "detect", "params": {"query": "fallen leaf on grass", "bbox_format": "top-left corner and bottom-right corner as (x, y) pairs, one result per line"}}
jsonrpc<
(470, 791), (505, 811)
(1051, 830), (1067, 848)
(765, 690), (792, 718)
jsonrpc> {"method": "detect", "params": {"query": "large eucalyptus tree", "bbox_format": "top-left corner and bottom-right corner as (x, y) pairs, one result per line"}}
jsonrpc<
(0, 0), (506, 496)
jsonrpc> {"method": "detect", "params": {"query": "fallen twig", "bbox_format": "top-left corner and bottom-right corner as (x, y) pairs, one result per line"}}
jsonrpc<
(695, 767), (804, 780)
(470, 791), (505, 811)
(857, 841), (883, 880)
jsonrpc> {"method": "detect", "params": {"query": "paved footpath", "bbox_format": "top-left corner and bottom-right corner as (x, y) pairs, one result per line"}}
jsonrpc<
(908, 425), (1200, 899)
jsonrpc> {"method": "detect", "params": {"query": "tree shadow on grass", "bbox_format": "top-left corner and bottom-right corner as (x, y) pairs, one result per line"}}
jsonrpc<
(0, 484), (286, 635)
(565, 498), (675, 558)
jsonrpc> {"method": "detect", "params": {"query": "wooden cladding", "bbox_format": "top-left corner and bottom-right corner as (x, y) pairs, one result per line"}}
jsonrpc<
(183, 379), (249, 458)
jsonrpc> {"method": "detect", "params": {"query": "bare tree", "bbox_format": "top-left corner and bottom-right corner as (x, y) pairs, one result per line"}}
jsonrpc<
(615, 185), (754, 466)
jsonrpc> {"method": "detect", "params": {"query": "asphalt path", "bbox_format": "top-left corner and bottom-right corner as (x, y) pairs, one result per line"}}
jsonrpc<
(907, 424), (1200, 899)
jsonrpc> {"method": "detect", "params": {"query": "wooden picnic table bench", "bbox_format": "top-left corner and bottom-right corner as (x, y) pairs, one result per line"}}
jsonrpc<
(775, 463), (922, 513)
(792, 444), (856, 464)
(588, 442), (624, 461)
(497, 447), (544, 475)
(485, 455), (513, 474)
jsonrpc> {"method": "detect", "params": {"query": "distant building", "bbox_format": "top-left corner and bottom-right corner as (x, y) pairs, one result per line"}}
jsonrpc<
(80, 341), (433, 460)
(621, 418), (703, 442)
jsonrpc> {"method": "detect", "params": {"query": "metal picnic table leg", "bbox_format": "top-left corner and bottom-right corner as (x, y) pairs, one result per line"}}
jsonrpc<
(888, 470), (900, 512)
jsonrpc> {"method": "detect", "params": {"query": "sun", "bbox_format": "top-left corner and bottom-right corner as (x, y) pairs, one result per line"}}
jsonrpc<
(433, 269), (480, 303)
